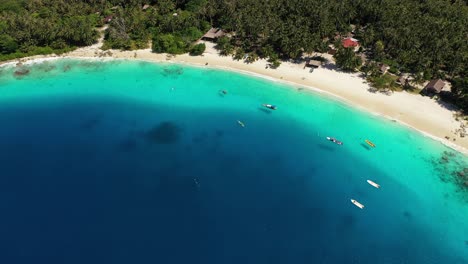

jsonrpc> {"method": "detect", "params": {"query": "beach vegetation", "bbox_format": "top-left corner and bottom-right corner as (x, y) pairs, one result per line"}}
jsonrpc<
(216, 36), (234, 56)
(0, 34), (18, 54)
(334, 47), (362, 72)
(451, 77), (468, 113)
(152, 34), (186, 54)
(233, 48), (245, 61)
(367, 74), (398, 92)
(268, 53), (281, 69)
(189, 43), (205, 56)
(0, 0), (466, 112)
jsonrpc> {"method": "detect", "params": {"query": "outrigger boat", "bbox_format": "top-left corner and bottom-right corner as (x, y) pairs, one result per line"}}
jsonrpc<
(351, 199), (364, 209)
(365, 139), (376, 148)
(327, 137), (343, 145)
(262, 104), (277, 110)
(237, 120), (245, 127)
(367, 180), (380, 188)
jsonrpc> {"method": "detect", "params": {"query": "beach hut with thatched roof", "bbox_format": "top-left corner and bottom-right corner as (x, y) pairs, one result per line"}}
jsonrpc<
(305, 59), (322, 68)
(379, 64), (390, 74)
(397, 76), (408, 86)
(202, 28), (226, 41)
(424, 79), (445, 94)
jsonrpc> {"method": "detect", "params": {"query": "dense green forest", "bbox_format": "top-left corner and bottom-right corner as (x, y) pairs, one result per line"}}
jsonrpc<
(0, 0), (467, 111)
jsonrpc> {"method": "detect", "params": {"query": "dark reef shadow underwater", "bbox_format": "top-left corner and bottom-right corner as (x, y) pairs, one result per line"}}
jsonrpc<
(0, 60), (467, 264)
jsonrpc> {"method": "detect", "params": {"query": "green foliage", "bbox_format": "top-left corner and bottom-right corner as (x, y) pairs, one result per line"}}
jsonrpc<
(268, 53), (281, 68)
(216, 36), (234, 56)
(233, 47), (245, 61)
(189, 43), (205, 56)
(0, 46), (74, 61)
(0, 34), (18, 54)
(103, 8), (150, 50)
(374, 40), (385, 61)
(367, 74), (398, 91)
(334, 47), (362, 72)
(451, 77), (468, 113)
(245, 53), (258, 63)
(0, 0), (25, 12)
(185, 0), (207, 12)
(152, 34), (186, 54)
(178, 27), (203, 43)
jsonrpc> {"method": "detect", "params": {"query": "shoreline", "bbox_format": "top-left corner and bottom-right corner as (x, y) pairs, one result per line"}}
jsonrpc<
(2, 43), (467, 154)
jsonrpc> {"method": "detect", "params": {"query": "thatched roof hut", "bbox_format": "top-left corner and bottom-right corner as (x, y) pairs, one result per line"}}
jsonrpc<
(306, 59), (322, 68)
(397, 76), (408, 85)
(424, 79), (445, 94)
(379, 64), (390, 74)
(202, 28), (226, 41)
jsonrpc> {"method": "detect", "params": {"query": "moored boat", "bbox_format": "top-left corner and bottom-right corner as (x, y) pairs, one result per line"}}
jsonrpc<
(351, 199), (364, 209)
(237, 120), (245, 127)
(365, 139), (376, 147)
(367, 179), (380, 188)
(327, 136), (343, 145)
(262, 104), (277, 110)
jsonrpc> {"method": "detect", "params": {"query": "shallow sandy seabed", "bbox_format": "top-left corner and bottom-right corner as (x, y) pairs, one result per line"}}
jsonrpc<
(2, 40), (467, 154)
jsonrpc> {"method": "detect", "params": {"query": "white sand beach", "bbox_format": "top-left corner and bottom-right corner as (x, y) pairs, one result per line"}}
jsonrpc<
(3, 40), (468, 153)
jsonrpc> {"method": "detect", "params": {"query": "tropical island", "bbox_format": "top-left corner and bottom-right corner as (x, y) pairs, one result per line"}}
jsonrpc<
(1, 0), (467, 151)
(2, 2), (468, 262)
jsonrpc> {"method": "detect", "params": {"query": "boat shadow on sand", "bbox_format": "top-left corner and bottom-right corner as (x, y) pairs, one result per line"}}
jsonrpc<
(360, 143), (371, 150)
(258, 107), (273, 114)
(316, 143), (336, 151)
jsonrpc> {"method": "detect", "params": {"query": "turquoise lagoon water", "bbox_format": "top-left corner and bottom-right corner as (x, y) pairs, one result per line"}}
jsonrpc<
(0, 59), (467, 263)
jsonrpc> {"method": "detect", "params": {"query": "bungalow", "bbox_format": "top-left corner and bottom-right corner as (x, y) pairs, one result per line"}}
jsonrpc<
(202, 28), (226, 41)
(142, 4), (150, 10)
(397, 76), (409, 86)
(342, 37), (359, 48)
(379, 64), (390, 74)
(424, 79), (445, 94)
(306, 59), (322, 68)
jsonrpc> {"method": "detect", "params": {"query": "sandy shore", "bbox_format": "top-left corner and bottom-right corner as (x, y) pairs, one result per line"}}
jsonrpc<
(2, 40), (467, 154)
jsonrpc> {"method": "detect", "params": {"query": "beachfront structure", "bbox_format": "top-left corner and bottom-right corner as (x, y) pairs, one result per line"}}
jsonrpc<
(424, 79), (445, 94)
(202, 28), (226, 41)
(379, 64), (390, 74)
(397, 76), (408, 86)
(327, 45), (337, 55)
(306, 59), (322, 68)
(342, 37), (359, 48)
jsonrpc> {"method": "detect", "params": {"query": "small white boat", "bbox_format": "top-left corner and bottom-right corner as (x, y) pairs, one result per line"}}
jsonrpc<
(367, 180), (380, 188)
(237, 120), (245, 127)
(351, 199), (364, 209)
(327, 136), (343, 145)
(262, 104), (277, 110)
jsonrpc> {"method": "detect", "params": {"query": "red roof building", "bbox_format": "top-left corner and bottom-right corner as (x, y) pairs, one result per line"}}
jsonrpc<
(342, 37), (359, 48)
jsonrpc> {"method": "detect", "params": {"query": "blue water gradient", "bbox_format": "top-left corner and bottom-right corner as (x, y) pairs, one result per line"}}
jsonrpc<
(0, 59), (467, 264)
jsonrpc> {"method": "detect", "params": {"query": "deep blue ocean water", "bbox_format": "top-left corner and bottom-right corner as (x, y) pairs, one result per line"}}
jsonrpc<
(0, 59), (467, 264)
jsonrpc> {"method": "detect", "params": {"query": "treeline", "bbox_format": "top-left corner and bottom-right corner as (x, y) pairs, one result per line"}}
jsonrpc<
(0, 0), (103, 60)
(1, 0), (467, 111)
